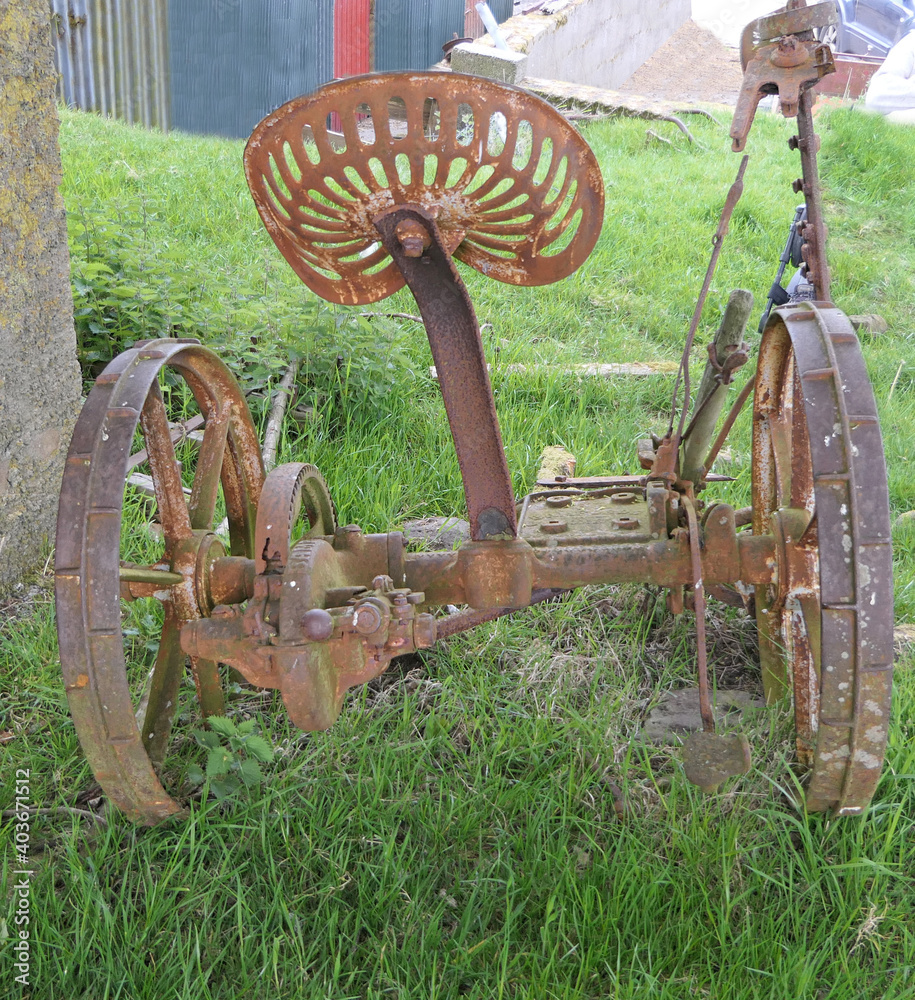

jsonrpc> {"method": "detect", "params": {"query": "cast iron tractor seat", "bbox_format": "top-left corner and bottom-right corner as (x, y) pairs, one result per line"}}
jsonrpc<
(243, 71), (604, 303)
(56, 69), (893, 825)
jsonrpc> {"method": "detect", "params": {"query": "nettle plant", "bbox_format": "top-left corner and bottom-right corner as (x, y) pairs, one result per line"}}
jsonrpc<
(187, 716), (276, 800)
(68, 200), (413, 398)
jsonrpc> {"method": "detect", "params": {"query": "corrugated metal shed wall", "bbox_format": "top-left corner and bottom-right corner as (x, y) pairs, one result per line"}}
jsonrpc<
(50, 0), (170, 129)
(375, 0), (515, 72)
(168, 0), (333, 139)
(374, 0), (463, 71)
(50, 0), (516, 138)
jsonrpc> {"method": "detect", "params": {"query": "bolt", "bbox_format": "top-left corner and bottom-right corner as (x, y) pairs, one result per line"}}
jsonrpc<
(372, 574), (394, 592)
(394, 219), (431, 258)
(611, 492), (637, 505)
(301, 608), (335, 641)
(792, 178), (805, 194)
(353, 604), (383, 635)
(546, 495), (572, 508)
(788, 135), (799, 150)
(540, 520), (568, 534)
(613, 517), (639, 530)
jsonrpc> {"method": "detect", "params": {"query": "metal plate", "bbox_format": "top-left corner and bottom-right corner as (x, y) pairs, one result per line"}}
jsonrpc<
(518, 488), (661, 546)
(244, 71), (605, 304)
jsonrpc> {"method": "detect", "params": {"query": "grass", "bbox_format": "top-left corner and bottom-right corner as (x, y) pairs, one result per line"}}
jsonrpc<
(1, 102), (914, 998)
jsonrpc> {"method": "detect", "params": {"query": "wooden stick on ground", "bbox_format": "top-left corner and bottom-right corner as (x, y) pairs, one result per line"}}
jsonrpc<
(429, 361), (678, 379)
(1, 805), (107, 825)
(358, 311), (423, 323)
(261, 360), (300, 471)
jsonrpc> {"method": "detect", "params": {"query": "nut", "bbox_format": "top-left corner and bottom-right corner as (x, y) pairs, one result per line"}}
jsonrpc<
(394, 219), (431, 258)
(353, 604), (384, 635)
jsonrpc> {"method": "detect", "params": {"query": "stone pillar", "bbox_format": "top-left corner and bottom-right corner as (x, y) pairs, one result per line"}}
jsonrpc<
(0, 0), (82, 590)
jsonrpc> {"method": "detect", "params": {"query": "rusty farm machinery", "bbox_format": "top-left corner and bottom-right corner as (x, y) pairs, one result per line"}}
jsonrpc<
(56, 1), (894, 823)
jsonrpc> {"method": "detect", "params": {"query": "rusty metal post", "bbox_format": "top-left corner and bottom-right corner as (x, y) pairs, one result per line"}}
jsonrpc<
(374, 205), (518, 542)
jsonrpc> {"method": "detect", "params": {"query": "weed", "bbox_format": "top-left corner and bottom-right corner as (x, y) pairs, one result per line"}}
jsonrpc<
(187, 715), (275, 800)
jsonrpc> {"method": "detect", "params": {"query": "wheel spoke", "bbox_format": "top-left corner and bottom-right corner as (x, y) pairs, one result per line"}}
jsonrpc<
(789, 365), (813, 509)
(766, 411), (793, 509)
(768, 357), (797, 509)
(757, 590), (789, 702)
(140, 381), (193, 543)
(789, 594), (821, 768)
(139, 608), (186, 768)
(191, 657), (225, 719)
(189, 400), (231, 530)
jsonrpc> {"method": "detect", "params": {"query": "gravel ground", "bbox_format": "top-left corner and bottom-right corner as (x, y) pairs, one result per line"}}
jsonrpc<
(616, 19), (745, 107)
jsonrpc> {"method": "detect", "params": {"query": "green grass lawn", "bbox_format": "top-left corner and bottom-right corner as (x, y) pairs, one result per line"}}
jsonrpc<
(1, 102), (914, 999)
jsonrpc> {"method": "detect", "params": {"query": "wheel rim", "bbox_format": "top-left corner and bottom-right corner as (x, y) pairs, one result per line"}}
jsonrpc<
(55, 341), (265, 823)
(817, 23), (839, 50)
(753, 304), (893, 814)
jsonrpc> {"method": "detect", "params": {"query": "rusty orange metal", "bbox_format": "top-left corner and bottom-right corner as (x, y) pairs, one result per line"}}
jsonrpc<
(55, 341), (265, 823)
(753, 304), (893, 815)
(374, 203), (518, 542)
(56, 22), (894, 824)
(244, 72), (605, 304)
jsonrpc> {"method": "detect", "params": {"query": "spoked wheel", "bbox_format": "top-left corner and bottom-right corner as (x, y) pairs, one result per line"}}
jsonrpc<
(55, 340), (265, 823)
(753, 304), (893, 814)
(814, 21), (839, 53)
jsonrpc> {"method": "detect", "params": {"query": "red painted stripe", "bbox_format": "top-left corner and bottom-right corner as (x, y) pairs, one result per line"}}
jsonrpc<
(334, 0), (371, 77)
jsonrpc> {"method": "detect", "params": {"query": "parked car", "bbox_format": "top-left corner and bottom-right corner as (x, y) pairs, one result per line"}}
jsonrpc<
(816, 0), (915, 57)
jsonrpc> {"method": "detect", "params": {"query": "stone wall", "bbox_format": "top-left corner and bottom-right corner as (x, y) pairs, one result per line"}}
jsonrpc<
(453, 0), (691, 90)
(0, 0), (82, 590)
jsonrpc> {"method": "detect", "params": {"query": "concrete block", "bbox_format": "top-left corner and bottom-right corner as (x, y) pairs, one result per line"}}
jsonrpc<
(451, 43), (528, 85)
(465, 0), (691, 91)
